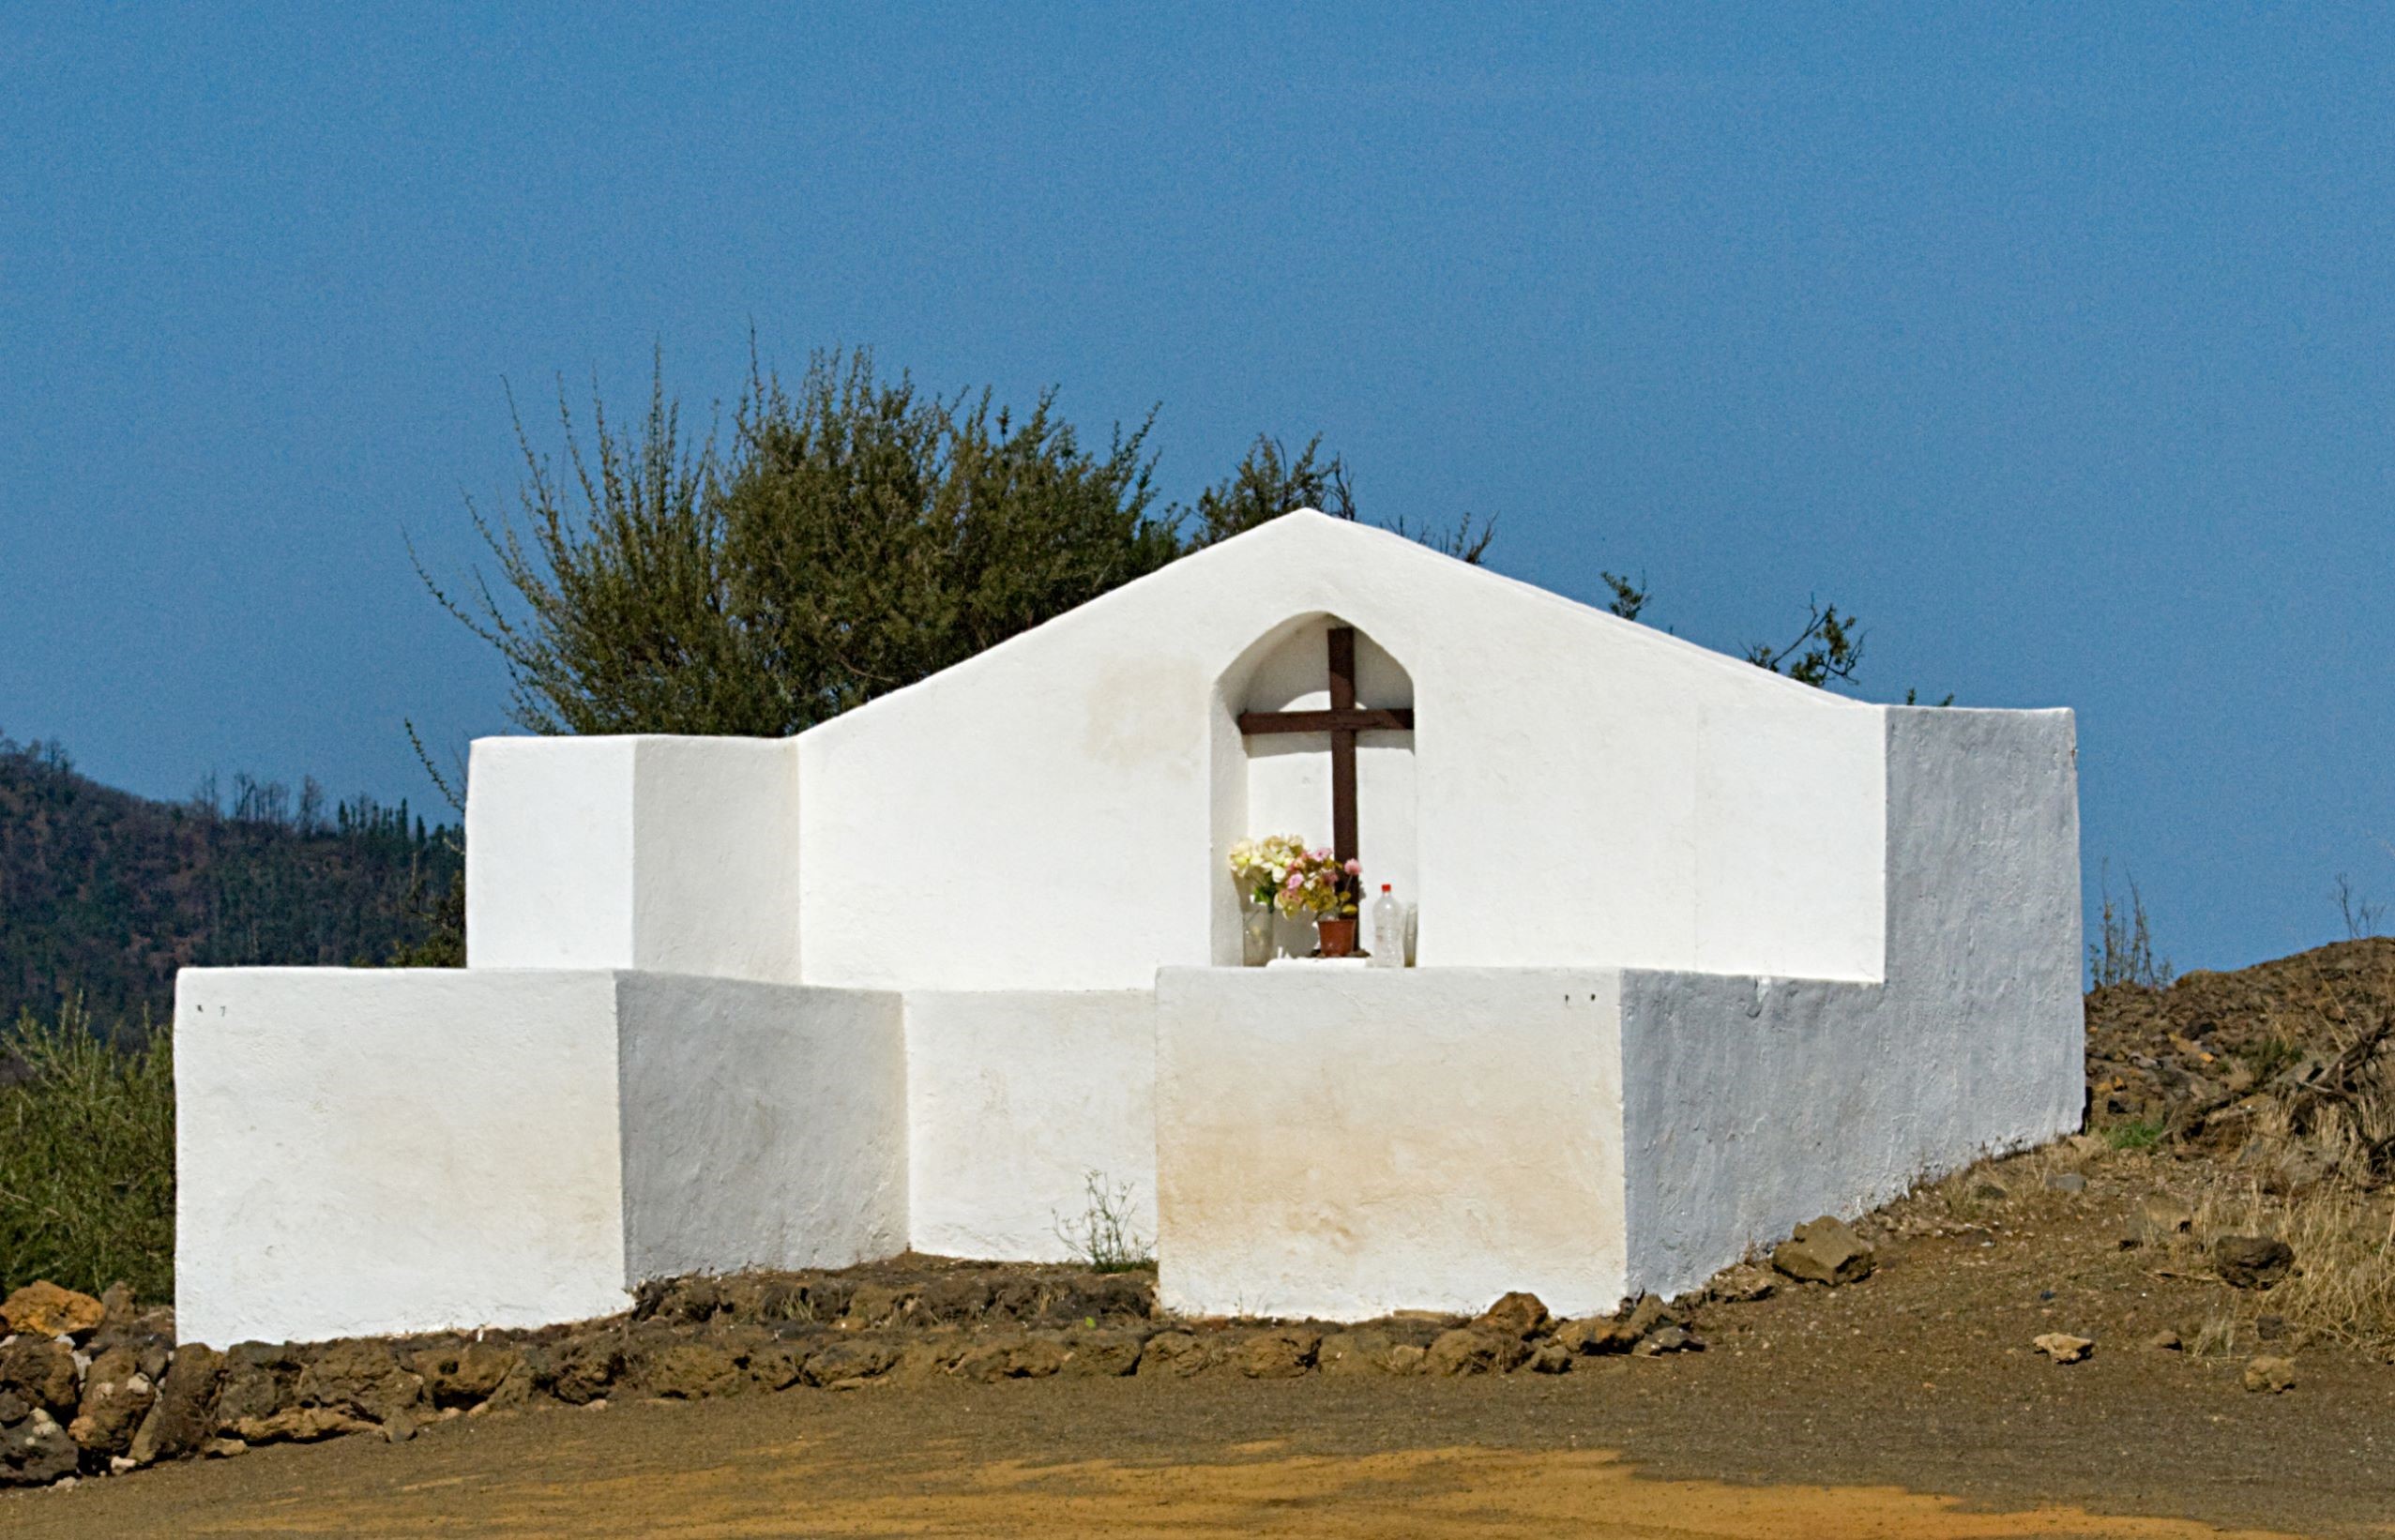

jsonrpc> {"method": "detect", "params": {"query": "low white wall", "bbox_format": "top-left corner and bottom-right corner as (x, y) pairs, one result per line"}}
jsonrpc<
(468, 736), (801, 982)
(617, 974), (906, 1281)
(903, 990), (1157, 1261)
(1155, 967), (1628, 1321)
(175, 969), (631, 1347)
(1619, 707), (2084, 1300)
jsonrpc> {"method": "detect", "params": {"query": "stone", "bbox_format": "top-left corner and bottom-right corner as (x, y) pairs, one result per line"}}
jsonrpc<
(1526, 1339), (1574, 1374)
(1424, 1328), (1528, 1377)
(1471, 1291), (1550, 1339)
(1707, 1265), (1777, 1304)
(2147, 1329), (2183, 1351)
(2032, 1333), (2094, 1365)
(0, 1409), (79, 1487)
(641, 1340), (743, 1399)
(2044, 1171), (2088, 1194)
(68, 1347), (154, 1455)
(1632, 1324), (1697, 1356)
(2243, 1354), (2297, 1393)
(2215, 1236), (2295, 1291)
(745, 1339), (814, 1391)
(1383, 1344), (1427, 1375)
(0, 1336), (80, 1417)
(232, 1406), (376, 1444)
(1135, 1331), (1210, 1378)
(296, 1340), (426, 1423)
(1553, 1315), (1641, 1356)
(212, 1362), (285, 1429)
(409, 1341), (521, 1407)
(1771, 1217), (1876, 1286)
(803, 1338), (901, 1388)
(0, 1282), (105, 1341)
(542, 1336), (624, 1405)
(201, 1437), (248, 1458)
(1234, 1328), (1321, 1379)
(2120, 1195), (2195, 1249)
(1061, 1330), (1144, 1378)
(1319, 1330), (1396, 1376)
(914, 1276), (994, 1323)
(950, 1333), (1068, 1382)
(1971, 1181), (2010, 1200)
(127, 1344), (222, 1466)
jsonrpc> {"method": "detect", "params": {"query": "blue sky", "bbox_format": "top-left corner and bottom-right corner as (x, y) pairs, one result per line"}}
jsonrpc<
(4, 6), (2390, 972)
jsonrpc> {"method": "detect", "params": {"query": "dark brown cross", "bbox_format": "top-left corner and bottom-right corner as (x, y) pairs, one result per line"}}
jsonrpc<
(1235, 625), (1414, 864)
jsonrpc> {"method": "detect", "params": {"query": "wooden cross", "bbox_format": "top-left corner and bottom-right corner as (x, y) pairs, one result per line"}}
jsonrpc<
(1235, 626), (1414, 865)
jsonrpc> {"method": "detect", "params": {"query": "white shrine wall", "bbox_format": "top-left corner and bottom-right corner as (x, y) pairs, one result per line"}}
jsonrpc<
(794, 512), (1886, 990)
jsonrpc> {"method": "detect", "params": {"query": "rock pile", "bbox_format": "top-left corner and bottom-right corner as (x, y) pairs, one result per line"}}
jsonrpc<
(0, 1261), (1750, 1488)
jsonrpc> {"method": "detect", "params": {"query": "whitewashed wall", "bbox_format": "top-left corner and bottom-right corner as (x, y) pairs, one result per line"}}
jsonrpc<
(1155, 967), (1630, 1321)
(469, 736), (800, 982)
(617, 974), (906, 1282)
(176, 969), (909, 1347)
(903, 990), (1158, 1261)
(1618, 707), (2084, 1300)
(796, 513), (1887, 990)
(176, 969), (631, 1346)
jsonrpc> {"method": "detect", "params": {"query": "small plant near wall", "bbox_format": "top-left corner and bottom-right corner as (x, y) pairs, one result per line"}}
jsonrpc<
(1053, 1170), (1153, 1273)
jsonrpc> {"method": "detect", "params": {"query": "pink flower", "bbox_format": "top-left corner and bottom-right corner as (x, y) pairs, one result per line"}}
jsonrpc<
(1343, 859), (1361, 876)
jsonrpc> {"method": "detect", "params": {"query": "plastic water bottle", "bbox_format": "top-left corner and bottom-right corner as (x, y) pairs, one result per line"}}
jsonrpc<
(1370, 883), (1404, 968)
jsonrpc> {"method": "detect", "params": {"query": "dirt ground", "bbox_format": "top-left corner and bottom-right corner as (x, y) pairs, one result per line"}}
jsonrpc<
(13, 1144), (2395, 1539)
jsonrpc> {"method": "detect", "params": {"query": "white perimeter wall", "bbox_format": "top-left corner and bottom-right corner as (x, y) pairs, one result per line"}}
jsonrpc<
(1154, 967), (1628, 1321)
(903, 990), (1158, 1261)
(1618, 707), (2084, 1300)
(176, 969), (631, 1346)
(617, 974), (906, 1281)
(469, 736), (800, 982)
(178, 968), (912, 1347)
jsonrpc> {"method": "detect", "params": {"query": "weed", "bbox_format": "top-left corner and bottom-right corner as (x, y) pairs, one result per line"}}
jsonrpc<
(1053, 1170), (1154, 1274)
(2088, 863), (2174, 989)
(2105, 1119), (2164, 1152)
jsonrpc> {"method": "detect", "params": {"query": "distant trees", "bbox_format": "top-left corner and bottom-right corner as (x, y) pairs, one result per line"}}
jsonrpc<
(0, 733), (463, 1025)
(421, 349), (1493, 740)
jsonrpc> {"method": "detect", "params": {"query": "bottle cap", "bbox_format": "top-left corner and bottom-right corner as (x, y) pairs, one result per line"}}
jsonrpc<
(1382, 883), (1391, 892)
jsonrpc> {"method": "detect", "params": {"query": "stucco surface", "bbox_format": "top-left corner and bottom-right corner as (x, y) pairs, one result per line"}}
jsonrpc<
(1618, 707), (2084, 1300)
(796, 513), (1887, 989)
(903, 990), (1158, 1261)
(1155, 967), (1628, 1321)
(469, 736), (801, 982)
(174, 969), (631, 1347)
(617, 974), (905, 1282)
(465, 736), (636, 970)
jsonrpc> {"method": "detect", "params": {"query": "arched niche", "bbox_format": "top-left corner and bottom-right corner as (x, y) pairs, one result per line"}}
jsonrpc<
(1207, 613), (1417, 964)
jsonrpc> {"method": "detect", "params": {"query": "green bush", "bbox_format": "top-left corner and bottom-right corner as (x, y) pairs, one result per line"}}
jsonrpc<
(0, 1002), (175, 1301)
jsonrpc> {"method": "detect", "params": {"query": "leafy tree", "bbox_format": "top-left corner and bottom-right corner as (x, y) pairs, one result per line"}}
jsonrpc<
(424, 350), (1491, 740)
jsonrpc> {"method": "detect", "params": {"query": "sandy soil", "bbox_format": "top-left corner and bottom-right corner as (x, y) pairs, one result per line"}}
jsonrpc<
(13, 1144), (2395, 1537)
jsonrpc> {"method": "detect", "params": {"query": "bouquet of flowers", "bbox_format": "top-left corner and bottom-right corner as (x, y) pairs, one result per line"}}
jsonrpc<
(1229, 836), (1361, 920)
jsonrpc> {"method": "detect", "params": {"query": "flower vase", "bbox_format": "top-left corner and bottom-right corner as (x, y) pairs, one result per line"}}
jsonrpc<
(1316, 917), (1358, 958)
(1240, 902), (1276, 966)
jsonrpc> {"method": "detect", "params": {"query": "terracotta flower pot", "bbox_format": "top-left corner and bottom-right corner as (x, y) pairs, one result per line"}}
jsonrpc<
(1316, 917), (1358, 958)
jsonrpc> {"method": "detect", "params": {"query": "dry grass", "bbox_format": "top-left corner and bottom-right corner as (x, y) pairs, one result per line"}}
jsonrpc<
(2185, 1176), (2395, 1355)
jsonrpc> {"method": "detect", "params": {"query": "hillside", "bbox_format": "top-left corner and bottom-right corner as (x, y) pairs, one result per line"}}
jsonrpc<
(0, 732), (462, 1030)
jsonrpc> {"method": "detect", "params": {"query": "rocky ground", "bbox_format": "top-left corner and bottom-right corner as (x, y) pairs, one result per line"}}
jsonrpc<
(8, 941), (2395, 1532)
